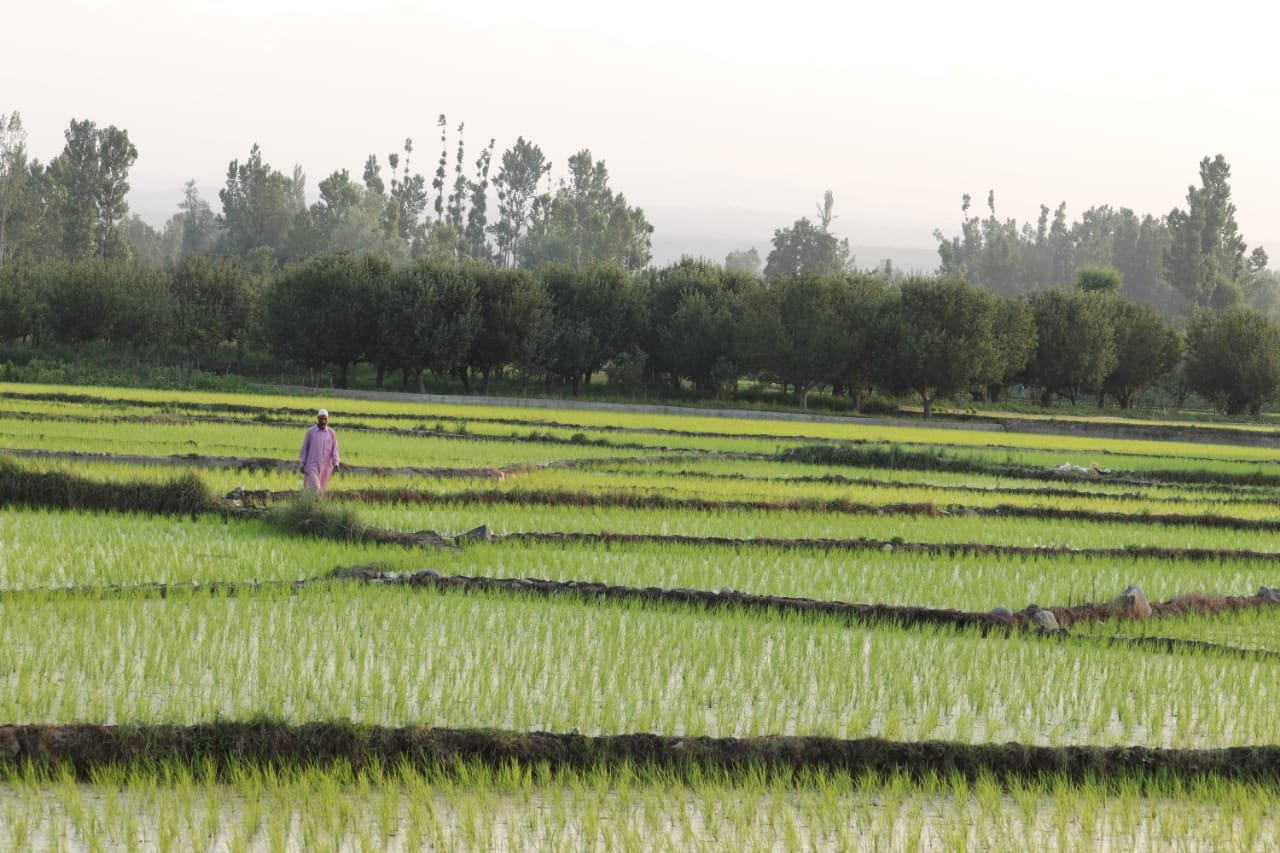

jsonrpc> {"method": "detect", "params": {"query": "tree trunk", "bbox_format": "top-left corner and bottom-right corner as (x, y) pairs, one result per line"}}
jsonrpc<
(416, 370), (426, 394)
(921, 394), (933, 419)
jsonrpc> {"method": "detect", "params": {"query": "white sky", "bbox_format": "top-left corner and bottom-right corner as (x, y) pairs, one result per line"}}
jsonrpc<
(8, 0), (1280, 265)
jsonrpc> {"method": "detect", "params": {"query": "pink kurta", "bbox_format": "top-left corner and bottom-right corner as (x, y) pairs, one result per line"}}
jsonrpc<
(299, 425), (340, 492)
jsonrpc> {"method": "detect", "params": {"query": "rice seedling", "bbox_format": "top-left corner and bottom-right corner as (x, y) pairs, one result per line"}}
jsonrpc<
(0, 507), (426, 589)
(367, 499), (1280, 552)
(7, 378), (1280, 844)
(0, 586), (1277, 748)
(0, 761), (1273, 851)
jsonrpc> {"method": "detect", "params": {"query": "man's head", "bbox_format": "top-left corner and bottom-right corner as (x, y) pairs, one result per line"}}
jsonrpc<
(316, 409), (329, 429)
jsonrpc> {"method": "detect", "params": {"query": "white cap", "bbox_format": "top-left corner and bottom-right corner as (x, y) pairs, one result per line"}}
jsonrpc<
(317, 409), (329, 418)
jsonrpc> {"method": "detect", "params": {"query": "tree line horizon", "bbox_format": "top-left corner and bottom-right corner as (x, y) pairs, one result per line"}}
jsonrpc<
(1, 111), (1278, 415)
(0, 113), (1272, 313)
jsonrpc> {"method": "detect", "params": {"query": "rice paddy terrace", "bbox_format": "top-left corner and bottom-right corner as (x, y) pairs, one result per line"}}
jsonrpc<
(3, 380), (1280, 848)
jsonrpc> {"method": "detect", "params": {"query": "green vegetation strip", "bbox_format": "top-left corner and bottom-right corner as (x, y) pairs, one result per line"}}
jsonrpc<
(319, 486), (1280, 533)
(782, 443), (1280, 488)
(499, 531), (1280, 564)
(7, 568), (1277, 661)
(6, 723), (1280, 784)
(332, 566), (1280, 642)
(0, 458), (223, 517)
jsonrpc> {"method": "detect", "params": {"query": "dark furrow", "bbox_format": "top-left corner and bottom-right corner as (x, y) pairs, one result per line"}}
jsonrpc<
(5, 723), (1280, 784)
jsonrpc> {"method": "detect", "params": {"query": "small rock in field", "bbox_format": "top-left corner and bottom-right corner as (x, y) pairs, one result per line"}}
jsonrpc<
(990, 606), (1013, 618)
(1124, 584), (1152, 619)
(463, 524), (492, 540)
(1259, 586), (1280, 602)
(1027, 605), (1061, 633)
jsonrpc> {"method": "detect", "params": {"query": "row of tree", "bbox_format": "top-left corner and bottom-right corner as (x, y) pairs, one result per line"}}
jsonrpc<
(933, 156), (1276, 319)
(0, 112), (653, 274)
(4, 255), (1280, 416)
(3, 111), (1272, 326)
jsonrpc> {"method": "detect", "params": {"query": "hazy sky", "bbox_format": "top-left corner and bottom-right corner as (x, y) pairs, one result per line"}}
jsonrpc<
(9, 0), (1280, 267)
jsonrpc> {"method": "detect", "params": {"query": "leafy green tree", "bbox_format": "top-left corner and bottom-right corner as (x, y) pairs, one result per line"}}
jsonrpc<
(218, 144), (302, 263)
(832, 274), (896, 410)
(1074, 265), (1122, 294)
(177, 180), (220, 258)
(1023, 289), (1117, 406)
(49, 119), (137, 260)
(1183, 306), (1280, 415)
(1165, 155), (1259, 310)
(461, 139), (495, 262)
(262, 252), (387, 387)
(432, 115), (448, 223)
(298, 169), (407, 261)
(1101, 301), (1182, 409)
(40, 259), (120, 353)
(724, 248), (761, 277)
(464, 265), (554, 390)
(933, 193), (1024, 295)
(170, 255), (253, 367)
(0, 255), (46, 342)
(984, 296), (1037, 402)
(764, 216), (852, 281)
(736, 274), (849, 410)
(41, 259), (171, 355)
(109, 262), (174, 352)
(119, 215), (160, 266)
(378, 261), (480, 392)
(490, 137), (552, 268)
(644, 259), (757, 393)
(875, 276), (999, 417)
(0, 112), (27, 266)
(447, 122), (468, 243)
(386, 138), (429, 249)
(1110, 208), (1178, 312)
(540, 265), (644, 393)
(521, 150), (653, 271)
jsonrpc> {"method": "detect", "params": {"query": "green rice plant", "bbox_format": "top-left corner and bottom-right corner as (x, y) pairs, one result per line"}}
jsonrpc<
(0, 507), (427, 589)
(2, 586), (1279, 748)
(10, 380), (1280, 465)
(366, 499), (1280, 552)
(0, 457), (222, 517)
(4, 763), (1261, 851)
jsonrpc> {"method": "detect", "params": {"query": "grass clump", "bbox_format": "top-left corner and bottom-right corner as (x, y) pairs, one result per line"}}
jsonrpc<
(0, 456), (222, 517)
(266, 491), (368, 541)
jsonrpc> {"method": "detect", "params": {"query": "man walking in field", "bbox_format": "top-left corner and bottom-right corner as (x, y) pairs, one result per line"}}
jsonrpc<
(299, 409), (340, 492)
